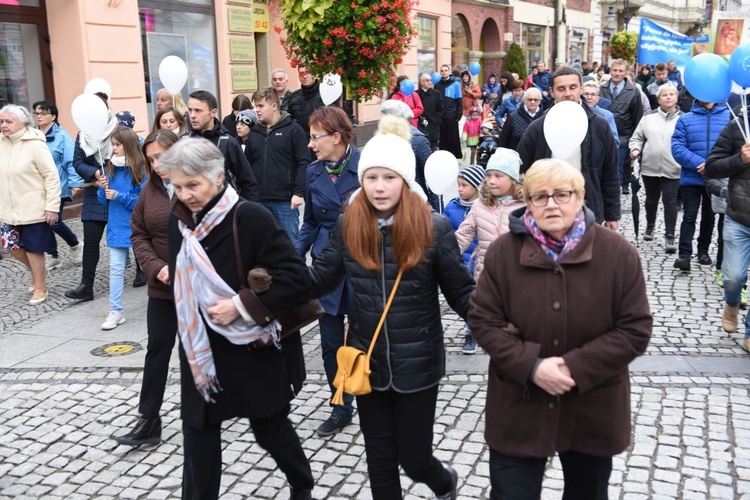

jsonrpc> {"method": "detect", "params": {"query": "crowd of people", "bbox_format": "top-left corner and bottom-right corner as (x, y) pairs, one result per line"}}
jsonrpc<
(0, 53), (747, 499)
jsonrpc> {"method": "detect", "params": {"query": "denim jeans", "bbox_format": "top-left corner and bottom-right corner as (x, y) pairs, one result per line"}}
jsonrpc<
(260, 200), (300, 243)
(318, 313), (354, 416)
(618, 146), (629, 186)
(677, 185), (715, 259)
(109, 247), (129, 312)
(722, 215), (750, 339)
(47, 199), (79, 258)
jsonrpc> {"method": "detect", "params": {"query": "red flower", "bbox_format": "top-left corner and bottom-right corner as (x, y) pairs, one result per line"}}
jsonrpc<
(274, 25), (282, 34)
(351, 2), (357, 7)
(354, 21), (364, 29)
(358, 70), (366, 78)
(323, 38), (333, 46)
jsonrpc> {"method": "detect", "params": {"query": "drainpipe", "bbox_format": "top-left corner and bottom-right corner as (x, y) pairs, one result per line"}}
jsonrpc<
(553, 0), (559, 68)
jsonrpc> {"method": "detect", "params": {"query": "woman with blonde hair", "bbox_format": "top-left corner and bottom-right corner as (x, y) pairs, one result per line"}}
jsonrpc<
(155, 88), (188, 116)
(469, 158), (651, 499)
(308, 114), (474, 499)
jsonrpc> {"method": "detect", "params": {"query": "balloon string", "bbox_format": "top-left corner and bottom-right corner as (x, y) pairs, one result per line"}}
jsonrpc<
(742, 92), (749, 144)
(727, 101), (749, 143)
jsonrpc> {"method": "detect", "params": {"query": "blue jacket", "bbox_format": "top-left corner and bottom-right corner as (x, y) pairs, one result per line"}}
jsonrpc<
(667, 69), (683, 87)
(44, 124), (82, 200)
(593, 106), (621, 149)
(533, 70), (552, 93)
(97, 165), (147, 248)
(296, 147), (360, 315)
(443, 198), (477, 272)
(495, 96), (522, 124)
(481, 74), (501, 100)
(73, 133), (108, 222)
(671, 102), (730, 187)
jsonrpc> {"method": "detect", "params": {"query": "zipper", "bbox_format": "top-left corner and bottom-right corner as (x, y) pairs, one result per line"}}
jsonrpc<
(380, 230), (394, 387)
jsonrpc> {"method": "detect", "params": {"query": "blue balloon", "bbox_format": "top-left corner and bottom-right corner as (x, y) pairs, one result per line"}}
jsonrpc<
(685, 53), (731, 103)
(729, 43), (750, 88)
(469, 62), (481, 76)
(400, 79), (415, 96)
(432, 72), (441, 85)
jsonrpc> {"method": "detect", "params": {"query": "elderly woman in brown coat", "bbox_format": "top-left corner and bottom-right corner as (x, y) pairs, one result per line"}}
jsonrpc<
(468, 158), (652, 499)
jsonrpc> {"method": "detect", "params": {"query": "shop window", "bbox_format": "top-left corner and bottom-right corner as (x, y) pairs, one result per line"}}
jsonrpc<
(451, 15), (470, 71)
(0, 22), (44, 108)
(417, 16), (437, 78)
(521, 24), (545, 72)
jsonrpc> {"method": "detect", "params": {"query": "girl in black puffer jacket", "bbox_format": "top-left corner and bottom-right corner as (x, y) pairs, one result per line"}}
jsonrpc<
(309, 116), (475, 500)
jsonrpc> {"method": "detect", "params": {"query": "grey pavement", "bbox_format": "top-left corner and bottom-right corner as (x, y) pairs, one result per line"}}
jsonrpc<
(2, 201), (750, 499)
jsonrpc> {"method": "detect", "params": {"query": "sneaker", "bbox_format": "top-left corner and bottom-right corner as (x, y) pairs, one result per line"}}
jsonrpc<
(316, 413), (353, 437)
(717, 269), (724, 288)
(644, 226), (654, 241)
(742, 289), (748, 309)
(665, 235), (677, 254)
(114, 417), (161, 446)
(622, 186), (630, 195)
(101, 311), (126, 330)
(435, 466), (458, 500)
(463, 334), (477, 354)
(698, 254), (712, 266)
(45, 257), (62, 271)
(723, 304), (739, 333)
(70, 243), (83, 265)
(673, 257), (691, 272)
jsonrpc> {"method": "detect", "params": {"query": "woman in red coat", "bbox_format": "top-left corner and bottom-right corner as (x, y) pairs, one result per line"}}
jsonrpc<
(469, 159), (652, 499)
(390, 75), (424, 128)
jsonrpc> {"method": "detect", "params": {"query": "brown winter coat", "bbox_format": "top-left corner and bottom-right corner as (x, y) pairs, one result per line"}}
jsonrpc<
(131, 179), (172, 301)
(468, 207), (652, 458)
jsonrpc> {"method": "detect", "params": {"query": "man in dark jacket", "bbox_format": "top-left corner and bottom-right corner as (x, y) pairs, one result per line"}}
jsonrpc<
(187, 90), (259, 201)
(599, 59), (644, 194)
(434, 64), (463, 158)
(705, 108), (750, 349)
(417, 72), (443, 151)
(518, 67), (621, 228)
(533, 61), (553, 109)
(286, 63), (326, 137)
(498, 87), (543, 151)
(247, 87), (311, 241)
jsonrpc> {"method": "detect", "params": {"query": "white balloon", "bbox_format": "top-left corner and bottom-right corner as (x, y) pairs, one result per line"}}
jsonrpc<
(159, 56), (188, 95)
(425, 150), (459, 195)
(84, 78), (112, 100)
(543, 101), (589, 159)
(71, 94), (109, 138)
(320, 73), (343, 105)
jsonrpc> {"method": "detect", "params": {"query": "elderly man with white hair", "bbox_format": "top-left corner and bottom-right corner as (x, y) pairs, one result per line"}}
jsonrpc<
(271, 68), (293, 112)
(582, 80), (620, 148)
(497, 87), (544, 151)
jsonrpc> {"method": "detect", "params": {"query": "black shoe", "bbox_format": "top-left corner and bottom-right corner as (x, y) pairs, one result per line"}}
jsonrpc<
(316, 413), (352, 437)
(64, 283), (94, 301)
(289, 488), (312, 500)
(114, 417), (161, 446)
(622, 185), (630, 195)
(644, 226), (654, 241)
(698, 253), (713, 266)
(665, 235), (677, 254)
(436, 467), (458, 500)
(133, 268), (147, 288)
(673, 257), (691, 272)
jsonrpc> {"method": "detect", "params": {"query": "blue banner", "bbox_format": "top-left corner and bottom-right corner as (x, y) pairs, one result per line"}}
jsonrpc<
(637, 18), (709, 66)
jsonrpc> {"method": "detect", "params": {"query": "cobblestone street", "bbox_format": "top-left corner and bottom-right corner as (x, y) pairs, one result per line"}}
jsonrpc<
(2, 203), (750, 499)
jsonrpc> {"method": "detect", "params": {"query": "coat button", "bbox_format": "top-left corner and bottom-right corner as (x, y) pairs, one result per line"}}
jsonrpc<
(548, 402), (556, 410)
(552, 339), (560, 347)
(552, 301), (561, 311)
(322, 208), (327, 213)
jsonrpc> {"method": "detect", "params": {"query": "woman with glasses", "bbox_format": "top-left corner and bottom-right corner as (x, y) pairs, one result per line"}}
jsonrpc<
(469, 159), (652, 499)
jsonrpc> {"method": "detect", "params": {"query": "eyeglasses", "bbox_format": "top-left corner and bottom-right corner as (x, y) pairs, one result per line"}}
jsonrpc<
(310, 133), (331, 142)
(528, 190), (576, 207)
(525, 98), (541, 102)
(34, 112), (50, 117)
(582, 92), (599, 98)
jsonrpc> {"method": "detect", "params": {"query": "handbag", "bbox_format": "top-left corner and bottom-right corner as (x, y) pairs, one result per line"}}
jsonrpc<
(0, 222), (22, 252)
(331, 268), (403, 405)
(232, 201), (324, 346)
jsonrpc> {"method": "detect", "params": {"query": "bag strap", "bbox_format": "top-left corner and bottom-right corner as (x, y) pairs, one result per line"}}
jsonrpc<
(363, 268), (404, 369)
(232, 200), (247, 290)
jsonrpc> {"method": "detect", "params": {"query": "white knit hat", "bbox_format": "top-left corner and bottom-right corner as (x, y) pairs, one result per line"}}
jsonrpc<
(486, 148), (522, 182)
(358, 115), (417, 191)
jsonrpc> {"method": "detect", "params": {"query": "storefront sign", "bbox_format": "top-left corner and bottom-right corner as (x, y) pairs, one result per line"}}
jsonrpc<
(228, 7), (254, 33)
(637, 18), (708, 66)
(232, 66), (258, 91)
(253, 3), (270, 33)
(228, 0), (253, 4)
(229, 37), (256, 63)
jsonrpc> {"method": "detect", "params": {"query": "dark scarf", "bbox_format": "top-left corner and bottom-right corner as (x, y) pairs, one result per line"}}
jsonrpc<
(324, 145), (352, 183)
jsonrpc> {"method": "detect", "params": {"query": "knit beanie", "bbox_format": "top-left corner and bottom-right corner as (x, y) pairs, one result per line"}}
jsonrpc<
(486, 148), (522, 182)
(236, 109), (258, 126)
(381, 99), (414, 120)
(115, 111), (135, 130)
(358, 115), (416, 191)
(458, 165), (485, 191)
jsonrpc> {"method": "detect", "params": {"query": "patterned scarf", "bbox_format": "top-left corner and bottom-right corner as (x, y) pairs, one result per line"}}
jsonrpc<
(324, 146), (352, 183)
(173, 185), (281, 402)
(523, 209), (586, 262)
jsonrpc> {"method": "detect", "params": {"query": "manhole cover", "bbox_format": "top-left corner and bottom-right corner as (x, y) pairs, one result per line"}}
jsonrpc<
(91, 341), (143, 357)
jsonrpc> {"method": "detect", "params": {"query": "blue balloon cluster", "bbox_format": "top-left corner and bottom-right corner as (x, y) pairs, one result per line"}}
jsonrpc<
(400, 79), (415, 96)
(729, 43), (750, 88)
(685, 53), (731, 103)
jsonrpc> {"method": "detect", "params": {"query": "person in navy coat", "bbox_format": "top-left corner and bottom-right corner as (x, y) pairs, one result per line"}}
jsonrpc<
(295, 107), (360, 437)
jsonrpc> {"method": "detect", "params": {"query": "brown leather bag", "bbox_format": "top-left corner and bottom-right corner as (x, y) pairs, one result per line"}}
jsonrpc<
(232, 201), (324, 345)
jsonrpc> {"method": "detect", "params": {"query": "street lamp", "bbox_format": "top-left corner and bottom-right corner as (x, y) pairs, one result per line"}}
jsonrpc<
(604, 0), (632, 31)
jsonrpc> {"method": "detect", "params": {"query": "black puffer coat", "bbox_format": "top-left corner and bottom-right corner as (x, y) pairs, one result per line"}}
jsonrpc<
(309, 212), (475, 392)
(706, 112), (750, 227)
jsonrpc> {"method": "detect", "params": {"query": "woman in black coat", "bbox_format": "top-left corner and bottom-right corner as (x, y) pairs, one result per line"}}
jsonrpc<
(161, 137), (314, 500)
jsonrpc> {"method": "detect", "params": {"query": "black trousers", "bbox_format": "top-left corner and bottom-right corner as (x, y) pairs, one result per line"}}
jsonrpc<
(139, 297), (177, 419)
(489, 448), (612, 500)
(182, 404), (313, 499)
(678, 185), (715, 259)
(357, 386), (453, 499)
(439, 119), (462, 159)
(81, 220), (106, 286)
(642, 175), (679, 236)
(717, 213), (725, 269)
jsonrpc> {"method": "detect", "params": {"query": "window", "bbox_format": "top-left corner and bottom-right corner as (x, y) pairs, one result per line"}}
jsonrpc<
(521, 24), (545, 73)
(0, 22), (45, 108)
(451, 15), (470, 70)
(417, 16), (437, 77)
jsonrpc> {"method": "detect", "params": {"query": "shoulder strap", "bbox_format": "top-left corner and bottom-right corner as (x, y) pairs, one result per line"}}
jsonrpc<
(232, 200), (247, 289)
(363, 268), (404, 369)
(217, 135), (229, 158)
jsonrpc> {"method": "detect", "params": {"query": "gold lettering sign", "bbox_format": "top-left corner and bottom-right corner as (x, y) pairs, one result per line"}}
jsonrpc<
(228, 7), (254, 33)
(228, 0), (253, 5)
(253, 3), (270, 33)
(232, 66), (258, 91)
(229, 38), (256, 63)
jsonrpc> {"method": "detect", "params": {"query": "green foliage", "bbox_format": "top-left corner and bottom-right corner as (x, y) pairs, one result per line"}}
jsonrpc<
(279, 0), (418, 101)
(609, 31), (638, 64)
(505, 43), (527, 81)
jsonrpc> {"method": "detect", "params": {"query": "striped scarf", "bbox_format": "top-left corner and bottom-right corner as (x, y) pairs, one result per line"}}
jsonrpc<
(174, 185), (280, 402)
